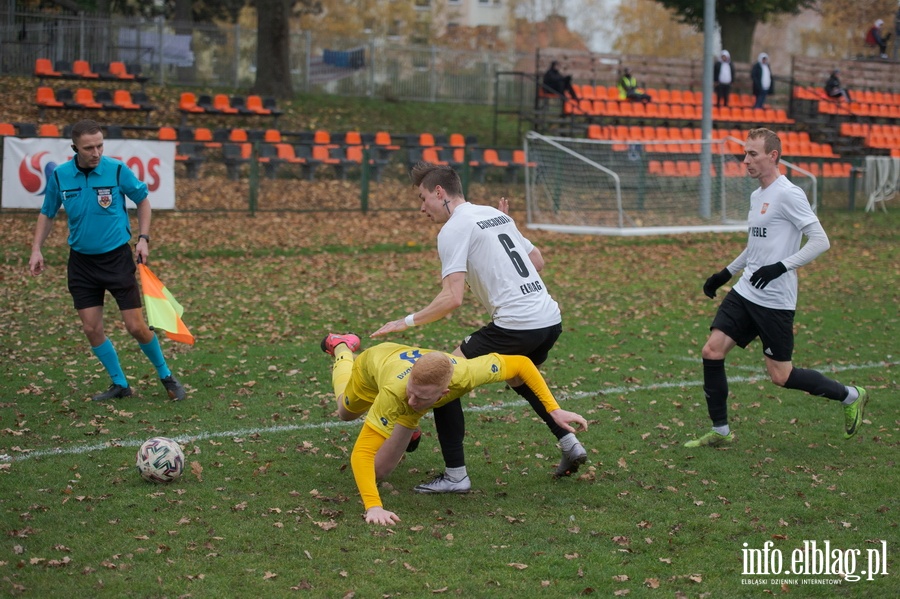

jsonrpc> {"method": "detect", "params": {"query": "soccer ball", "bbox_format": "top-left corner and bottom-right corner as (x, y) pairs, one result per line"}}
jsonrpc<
(135, 437), (184, 483)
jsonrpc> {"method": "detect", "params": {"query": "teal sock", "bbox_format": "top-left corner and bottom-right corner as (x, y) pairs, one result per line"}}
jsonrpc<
(139, 333), (171, 379)
(92, 338), (128, 387)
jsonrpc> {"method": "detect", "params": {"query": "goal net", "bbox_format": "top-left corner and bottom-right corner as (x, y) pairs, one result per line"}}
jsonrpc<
(523, 132), (817, 236)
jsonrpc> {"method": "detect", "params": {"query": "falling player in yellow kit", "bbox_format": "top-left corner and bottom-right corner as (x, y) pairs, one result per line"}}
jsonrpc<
(321, 333), (589, 526)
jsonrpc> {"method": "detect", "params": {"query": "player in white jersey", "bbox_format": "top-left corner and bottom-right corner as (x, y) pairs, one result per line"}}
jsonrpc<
(687, 128), (869, 448)
(372, 162), (586, 492)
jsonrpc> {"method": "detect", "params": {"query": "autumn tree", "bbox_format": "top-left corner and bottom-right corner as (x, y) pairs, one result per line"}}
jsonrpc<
(612, 0), (703, 58)
(656, 0), (815, 62)
(801, 0), (897, 59)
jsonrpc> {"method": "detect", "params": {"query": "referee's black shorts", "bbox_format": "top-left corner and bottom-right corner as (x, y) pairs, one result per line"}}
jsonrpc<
(67, 244), (142, 311)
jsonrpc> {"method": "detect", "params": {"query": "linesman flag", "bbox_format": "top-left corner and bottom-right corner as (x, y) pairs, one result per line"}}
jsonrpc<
(138, 264), (195, 345)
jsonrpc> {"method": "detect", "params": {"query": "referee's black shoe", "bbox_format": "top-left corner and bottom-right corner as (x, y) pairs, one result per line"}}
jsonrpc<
(161, 375), (187, 401)
(92, 383), (133, 402)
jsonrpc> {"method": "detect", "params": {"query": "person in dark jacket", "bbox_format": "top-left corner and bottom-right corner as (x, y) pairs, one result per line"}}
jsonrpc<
(824, 69), (851, 102)
(542, 61), (579, 101)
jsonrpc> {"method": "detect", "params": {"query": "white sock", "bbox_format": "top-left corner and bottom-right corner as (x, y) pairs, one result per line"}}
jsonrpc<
(559, 432), (579, 452)
(713, 424), (731, 436)
(445, 466), (467, 481)
(842, 386), (859, 405)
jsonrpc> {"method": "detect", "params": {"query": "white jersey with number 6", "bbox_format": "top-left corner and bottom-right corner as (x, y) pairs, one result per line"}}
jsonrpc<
(438, 202), (561, 330)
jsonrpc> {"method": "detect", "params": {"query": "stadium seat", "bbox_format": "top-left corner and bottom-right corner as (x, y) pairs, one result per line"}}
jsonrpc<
(223, 143), (252, 179)
(72, 60), (100, 79)
(421, 147), (447, 165)
(340, 131), (363, 146)
(36, 87), (64, 108)
(179, 92), (204, 113)
(53, 60), (75, 78)
(131, 91), (154, 110)
(93, 89), (115, 108)
(105, 61), (136, 80)
(38, 123), (62, 137)
(213, 94), (239, 114)
(113, 89), (141, 110)
(174, 142), (205, 179)
(196, 94), (219, 114)
(245, 95), (271, 115)
(158, 126), (178, 141)
(263, 129), (282, 143)
(34, 58), (62, 79)
(192, 127), (220, 148)
(262, 97), (283, 116)
(448, 133), (466, 147)
(229, 95), (254, 115)
(228, 128), (249, 142)
(314, 130), (339, 148)
(0, 122), (16, 136)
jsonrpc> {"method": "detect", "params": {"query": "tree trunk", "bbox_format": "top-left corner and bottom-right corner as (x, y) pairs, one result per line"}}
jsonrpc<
(718, 12), (757, 64)
(253, 0), (294, 98)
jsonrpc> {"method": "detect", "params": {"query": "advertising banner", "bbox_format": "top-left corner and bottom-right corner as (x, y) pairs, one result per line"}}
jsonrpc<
(2, 137), (176, 209)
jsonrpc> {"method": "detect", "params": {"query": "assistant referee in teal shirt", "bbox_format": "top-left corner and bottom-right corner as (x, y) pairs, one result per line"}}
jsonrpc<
(28, 119), (186, 402)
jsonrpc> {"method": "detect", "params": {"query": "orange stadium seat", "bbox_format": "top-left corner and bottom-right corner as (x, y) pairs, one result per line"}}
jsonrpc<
(72, 60), (100, 79)
(213, 94), (239, 114)
(36, 87), (64, 107)
(34, 58), (62, 78)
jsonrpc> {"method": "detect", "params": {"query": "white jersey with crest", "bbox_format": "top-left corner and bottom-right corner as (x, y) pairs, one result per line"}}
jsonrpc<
(438, 202), (561, 330)
(732, 175), (820, 310)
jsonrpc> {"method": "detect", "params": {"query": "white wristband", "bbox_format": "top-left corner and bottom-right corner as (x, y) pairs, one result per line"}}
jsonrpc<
(404, 313), (416, 327)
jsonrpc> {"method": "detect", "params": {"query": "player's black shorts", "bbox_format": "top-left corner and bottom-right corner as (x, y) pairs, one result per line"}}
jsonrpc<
(459, 321), (562, 366)
(67, 244), (142, 311)
(711, 290), (794, 362)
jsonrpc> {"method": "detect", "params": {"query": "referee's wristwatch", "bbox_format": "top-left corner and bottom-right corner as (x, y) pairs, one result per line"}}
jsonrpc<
(137, 234), (151, 244)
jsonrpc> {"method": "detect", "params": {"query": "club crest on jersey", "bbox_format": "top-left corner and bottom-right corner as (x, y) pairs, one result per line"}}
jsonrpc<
(760, 202), (769, 214)
(96, 187), (113, 208)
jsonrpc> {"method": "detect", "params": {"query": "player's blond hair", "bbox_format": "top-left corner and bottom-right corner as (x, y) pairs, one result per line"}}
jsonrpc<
(410, 352), (454, 389)
(747, 128), (782, 163)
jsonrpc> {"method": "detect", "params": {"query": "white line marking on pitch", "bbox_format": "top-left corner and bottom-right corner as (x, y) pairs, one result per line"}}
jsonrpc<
(2, 359), (892, 463)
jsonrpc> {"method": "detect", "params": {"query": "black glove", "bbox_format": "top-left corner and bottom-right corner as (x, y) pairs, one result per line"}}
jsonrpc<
(749, 262), (787, 289)
(703, 268), (732, 299)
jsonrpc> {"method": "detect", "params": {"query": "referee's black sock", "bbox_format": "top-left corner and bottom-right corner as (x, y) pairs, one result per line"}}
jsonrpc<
(702, 358), (729, 427)
(783, 368), (848, 401)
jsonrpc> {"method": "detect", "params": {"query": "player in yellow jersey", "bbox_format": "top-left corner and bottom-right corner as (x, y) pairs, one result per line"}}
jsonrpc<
(321, 333), (588, 526)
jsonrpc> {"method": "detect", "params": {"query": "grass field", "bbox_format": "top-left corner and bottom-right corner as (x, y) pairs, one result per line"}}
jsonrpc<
(0, 205), (897, 598)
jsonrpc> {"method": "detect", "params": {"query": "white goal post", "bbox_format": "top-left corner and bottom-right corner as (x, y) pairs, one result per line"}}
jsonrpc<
(523, 132), (817, 236)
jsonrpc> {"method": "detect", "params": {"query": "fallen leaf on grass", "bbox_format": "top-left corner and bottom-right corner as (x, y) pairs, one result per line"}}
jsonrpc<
(507, 563), (528, 570)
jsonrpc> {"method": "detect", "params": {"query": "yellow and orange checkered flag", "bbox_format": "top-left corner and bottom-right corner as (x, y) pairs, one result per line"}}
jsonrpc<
(138, 264), (195, 345)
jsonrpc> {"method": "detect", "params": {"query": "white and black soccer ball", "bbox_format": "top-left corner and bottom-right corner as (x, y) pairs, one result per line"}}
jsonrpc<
(135, 437), (184, 483)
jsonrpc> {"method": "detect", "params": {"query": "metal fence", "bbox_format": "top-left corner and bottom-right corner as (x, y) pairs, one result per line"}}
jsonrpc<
(0, 10), (533, 104)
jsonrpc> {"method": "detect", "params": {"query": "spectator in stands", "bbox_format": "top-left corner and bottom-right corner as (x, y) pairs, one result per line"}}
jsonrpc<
(617, 68), (651, 103)
(542, 61), (579, 102)
(28, 119), (187, 403)
(865, 19), (891, 58)
(751, 53), (774, 109)
(824, 69), (851, 102)
(714, 50), (733, 107)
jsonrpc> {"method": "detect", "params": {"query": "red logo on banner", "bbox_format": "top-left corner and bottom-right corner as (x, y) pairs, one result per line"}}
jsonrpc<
(19, 151), (57, 195)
